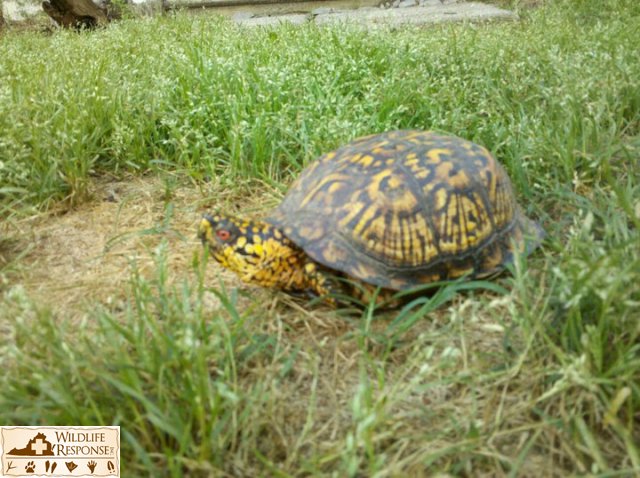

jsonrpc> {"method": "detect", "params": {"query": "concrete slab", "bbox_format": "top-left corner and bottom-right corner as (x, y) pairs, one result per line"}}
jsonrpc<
(314, 2), (517, 27)
(2, 1), (42, 22)
(179, 0), (381, 18)
(235, 12), (309, 25)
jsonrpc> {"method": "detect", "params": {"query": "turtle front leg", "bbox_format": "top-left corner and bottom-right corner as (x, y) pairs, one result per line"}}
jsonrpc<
(300, 260), (342, 305)
(300, 261), (397, 308)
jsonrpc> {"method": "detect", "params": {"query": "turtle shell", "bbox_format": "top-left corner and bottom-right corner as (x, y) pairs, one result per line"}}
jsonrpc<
(267, 130), (543, 291)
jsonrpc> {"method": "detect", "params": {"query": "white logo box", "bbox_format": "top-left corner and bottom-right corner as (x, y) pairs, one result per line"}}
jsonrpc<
(1, 426), (120, 477)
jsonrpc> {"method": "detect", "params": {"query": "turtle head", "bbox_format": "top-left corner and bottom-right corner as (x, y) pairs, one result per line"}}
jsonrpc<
(198, 213), (248, 263)
(198, 213), (310, 290)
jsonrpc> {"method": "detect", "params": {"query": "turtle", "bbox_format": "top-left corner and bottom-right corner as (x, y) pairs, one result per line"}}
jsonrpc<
(198, 130), (544, 305)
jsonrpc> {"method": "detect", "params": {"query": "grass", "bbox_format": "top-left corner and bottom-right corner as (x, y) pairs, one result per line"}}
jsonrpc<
(1, 0), (640, 475)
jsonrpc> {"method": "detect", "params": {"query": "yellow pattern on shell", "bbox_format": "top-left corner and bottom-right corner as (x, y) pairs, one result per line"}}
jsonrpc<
(265, 130), (543, 291)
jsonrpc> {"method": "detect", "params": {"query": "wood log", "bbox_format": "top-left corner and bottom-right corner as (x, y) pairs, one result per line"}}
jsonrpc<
(42, 0), (109, 29)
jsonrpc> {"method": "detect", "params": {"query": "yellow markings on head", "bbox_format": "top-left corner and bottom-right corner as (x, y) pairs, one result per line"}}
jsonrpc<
(198, 218), (214, 242)
(202, 216), (315, 292)
(217, 244), (256, 283)
(249, 243), (265, 256)
(229, 234), (310, 290)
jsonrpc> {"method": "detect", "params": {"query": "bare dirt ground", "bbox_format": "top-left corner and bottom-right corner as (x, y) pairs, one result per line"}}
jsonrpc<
(2, 177), (214, 315)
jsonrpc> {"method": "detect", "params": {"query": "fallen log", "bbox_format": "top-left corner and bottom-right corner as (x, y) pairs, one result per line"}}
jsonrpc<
(42, 0), (111, 29)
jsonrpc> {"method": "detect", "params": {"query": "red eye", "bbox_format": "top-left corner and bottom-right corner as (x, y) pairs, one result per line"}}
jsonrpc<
(216, 229), (231, 241)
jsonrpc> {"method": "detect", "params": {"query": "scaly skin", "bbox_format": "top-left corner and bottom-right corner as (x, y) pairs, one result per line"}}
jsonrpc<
(198, 214), (336, 299)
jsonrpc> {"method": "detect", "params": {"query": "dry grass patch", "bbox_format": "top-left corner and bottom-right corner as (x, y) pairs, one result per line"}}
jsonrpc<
(3, 178), (190, 316)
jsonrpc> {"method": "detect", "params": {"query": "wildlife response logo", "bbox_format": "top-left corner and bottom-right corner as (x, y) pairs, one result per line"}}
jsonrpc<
(0, 427), (119, 477)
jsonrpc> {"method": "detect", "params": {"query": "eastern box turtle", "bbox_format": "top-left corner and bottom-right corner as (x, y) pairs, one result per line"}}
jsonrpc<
(199, 130), (544, 303)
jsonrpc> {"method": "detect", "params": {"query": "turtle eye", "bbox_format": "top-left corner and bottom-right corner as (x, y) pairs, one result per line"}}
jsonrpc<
(216, 229), (232, 242)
